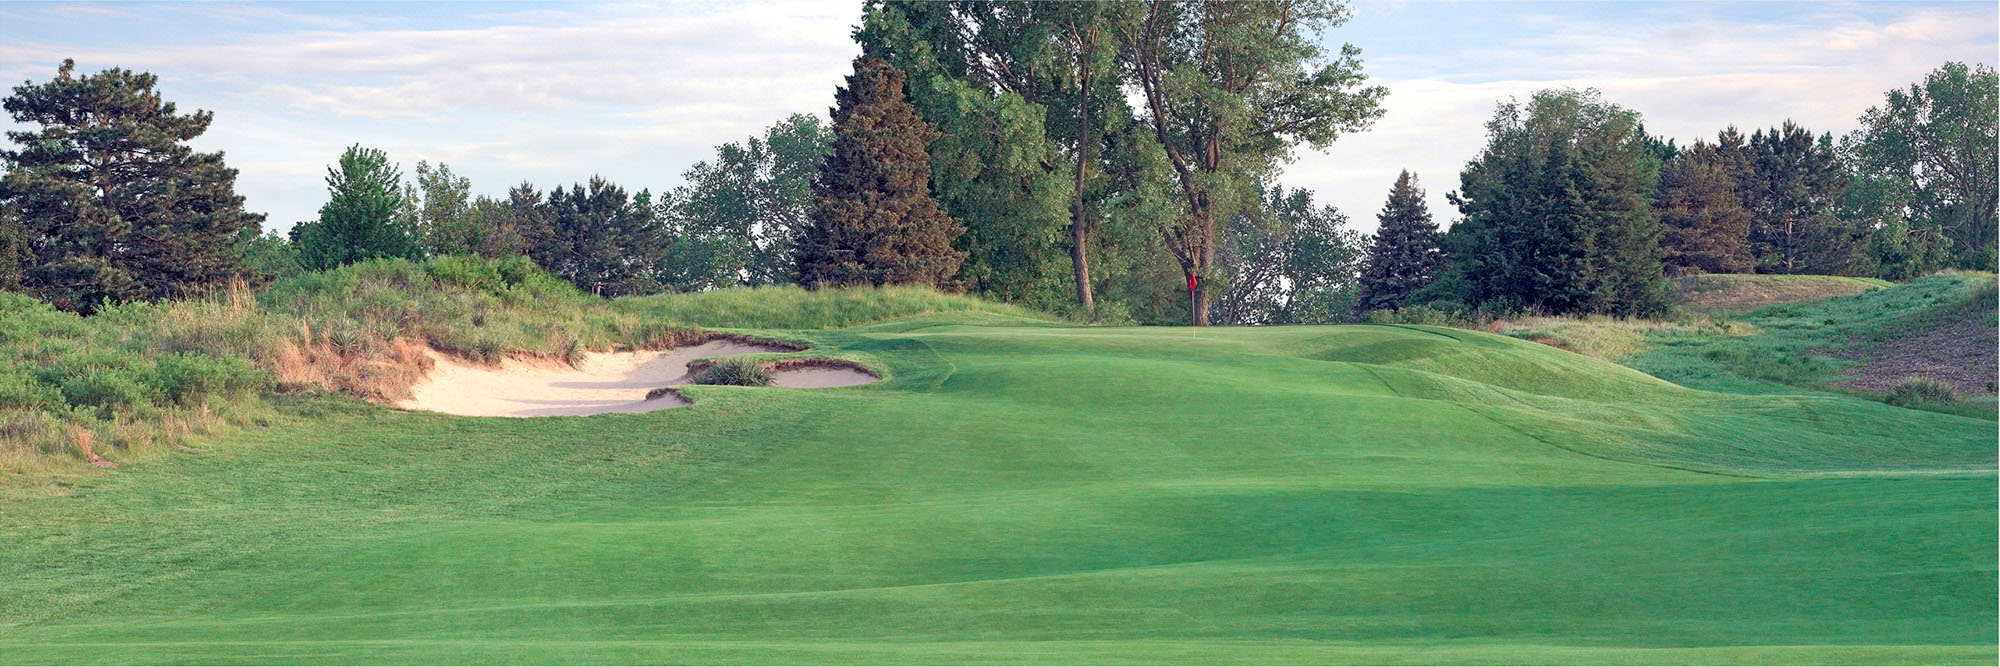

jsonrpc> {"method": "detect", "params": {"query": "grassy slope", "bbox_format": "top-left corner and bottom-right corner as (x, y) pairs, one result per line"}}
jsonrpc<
(0, 312), (1990, 664)
(1630, 272), (1996, 398)
(1672, 274), (1894, 313)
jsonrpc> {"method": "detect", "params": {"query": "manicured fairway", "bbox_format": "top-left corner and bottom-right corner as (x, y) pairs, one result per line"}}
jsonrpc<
(1, 315), (1993, 664)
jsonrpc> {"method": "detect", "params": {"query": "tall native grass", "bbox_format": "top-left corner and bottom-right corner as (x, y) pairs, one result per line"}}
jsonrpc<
(1, 255), (1053, 486)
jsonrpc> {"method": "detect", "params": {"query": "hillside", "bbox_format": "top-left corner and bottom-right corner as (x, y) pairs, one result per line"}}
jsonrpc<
(1499, 272), (1998, 415)
(1671, 274), (1894, 313)
(0, 289), (1991, 663)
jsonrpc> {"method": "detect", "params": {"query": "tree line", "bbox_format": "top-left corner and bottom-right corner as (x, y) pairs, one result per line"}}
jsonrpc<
(1, 6), (1993, 325)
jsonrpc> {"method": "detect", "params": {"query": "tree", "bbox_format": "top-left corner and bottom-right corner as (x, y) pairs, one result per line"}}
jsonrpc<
(793, 57), (966, 288)
(1, 59), (264, 311)
(291, 145), (423, 271)
(407, 161), (475, 256)
(1120, 0), (1386, 325)
(1845, 62), (1998, 270)
(1656, 142), (1753, 276)
(1844, 173), (1949, 280)
(1354, 171), (1441, 313)
(663, 114), (832, 291)
(1212, 184), (1362, 325)
(1743, 122), (1863, 275)
(233, 226), (300, 285)
(1443, 88), (1668, 317)
(528, 177), (667, 297)
(858, 2), (1071, 301)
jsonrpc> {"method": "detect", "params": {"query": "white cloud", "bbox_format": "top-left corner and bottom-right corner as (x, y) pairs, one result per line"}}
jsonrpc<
(1292, 2), (1997, 232)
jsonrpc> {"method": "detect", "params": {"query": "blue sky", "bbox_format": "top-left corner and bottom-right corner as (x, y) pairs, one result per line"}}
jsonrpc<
(4, 1), (1995, 234)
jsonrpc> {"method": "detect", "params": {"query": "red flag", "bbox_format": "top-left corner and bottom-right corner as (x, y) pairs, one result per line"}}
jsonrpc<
(1187, 274), (1198, 291)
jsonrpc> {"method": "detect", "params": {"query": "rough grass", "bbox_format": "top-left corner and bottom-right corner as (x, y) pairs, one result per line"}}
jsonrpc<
(1630, 271), (1997, 412)
(1673, 273), (1892, 313)
(0, 317), (1989, 663)
(619, 284), (1054, 330)
(689, 357), (774, 386)
(0, 258), (1053, 489)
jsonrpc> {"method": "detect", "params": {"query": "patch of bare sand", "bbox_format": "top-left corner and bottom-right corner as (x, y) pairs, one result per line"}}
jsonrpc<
(399, 340), (878, 417)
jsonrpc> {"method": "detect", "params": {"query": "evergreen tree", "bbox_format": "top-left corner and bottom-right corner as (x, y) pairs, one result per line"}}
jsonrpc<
(1354, 170), (1441, 313)
(1744, 122), (1863, 274)
(529, 177), (667, 297)
(793, 57), (966, 288)
(1656, 142), (1754, 275)
(1, 59), (264, 311)
(290, 145), (423, 271)
(857, 2), (1071, 301)
(1444, 88), (1667, 317)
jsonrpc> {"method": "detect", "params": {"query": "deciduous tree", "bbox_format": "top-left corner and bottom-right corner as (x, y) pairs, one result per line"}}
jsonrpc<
(290, 145), (422, 271)
(1119, 0), (1386, 325)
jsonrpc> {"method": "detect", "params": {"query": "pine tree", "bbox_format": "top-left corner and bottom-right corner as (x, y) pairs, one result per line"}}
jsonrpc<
(1, 59), (264, 311)
(1657, 142), (1753, 275)
(290, 145), (423, 271)
(530, 177), (667, 297)
(1354, 171), (1441, 313)
(793, 57), (965, 288)
(1743, 122), (1861, 274)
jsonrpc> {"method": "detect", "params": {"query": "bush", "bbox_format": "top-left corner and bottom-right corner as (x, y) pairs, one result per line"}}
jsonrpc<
(152, 353), (267, 406)
(1888, 376), (1958, 408)
(690, 358), (773, 386)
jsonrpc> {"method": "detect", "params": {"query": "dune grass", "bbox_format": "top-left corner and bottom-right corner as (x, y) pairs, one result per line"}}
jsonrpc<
(0, 257), (1061, 492)
(0, 313), (1989, 664)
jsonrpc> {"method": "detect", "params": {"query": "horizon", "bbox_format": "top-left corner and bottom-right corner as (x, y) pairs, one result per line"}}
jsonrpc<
(2, 0), (1994, 234)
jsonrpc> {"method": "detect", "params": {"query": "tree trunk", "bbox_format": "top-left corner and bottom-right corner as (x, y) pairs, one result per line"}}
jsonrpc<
(1190, 278), (1210, 326)
(1069, 30), (1096, 315)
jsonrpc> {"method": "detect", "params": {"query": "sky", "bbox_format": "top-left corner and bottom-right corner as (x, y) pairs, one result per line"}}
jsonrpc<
(1, 0), (1994, 235)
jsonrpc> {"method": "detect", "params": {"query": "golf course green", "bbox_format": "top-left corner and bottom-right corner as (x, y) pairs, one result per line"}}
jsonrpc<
(1, 311), (1993, 664)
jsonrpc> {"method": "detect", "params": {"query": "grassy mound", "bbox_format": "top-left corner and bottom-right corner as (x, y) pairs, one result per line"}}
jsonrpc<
(0, 311), (1988, 663)
(1672, 273), (1892, 313)
(0, 258), (1055, 489)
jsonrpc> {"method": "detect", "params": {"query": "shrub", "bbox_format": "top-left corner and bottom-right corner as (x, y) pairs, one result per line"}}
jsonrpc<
(1887, 376), (1958, 408)
(152, 353), (267, 406)
(691, 358), (772, 386)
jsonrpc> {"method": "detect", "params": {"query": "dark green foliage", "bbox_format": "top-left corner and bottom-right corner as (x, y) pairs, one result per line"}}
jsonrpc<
(662, 114), (831, 290)
(1355, 171), (1442, 313)
(406, 161), (518, 258)
(690, 357), (773, 387)
(1122, 0), (1386, 325)
(1657, 142), (1753, 276)
(793, 57), (966, 288)
(858, 2), (1073, 303)
(1212, 185), (1363, 325)
(291, 145), (423, 271)
(525, 177), (668, 297)
(1, 59), (264, 312)
(1845, 62), (1998, 270)
(0, 204), (24, 292)
(1742, 122), (1866, 275)
(232, 226), (301, 286)
(1444, 88), (1668, 317)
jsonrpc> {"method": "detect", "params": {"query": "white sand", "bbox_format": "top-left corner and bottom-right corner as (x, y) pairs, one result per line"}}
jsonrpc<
(398, 340), (875, 418)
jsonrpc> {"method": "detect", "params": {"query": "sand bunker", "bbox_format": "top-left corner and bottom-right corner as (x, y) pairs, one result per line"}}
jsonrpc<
(398, 340), (876, 418)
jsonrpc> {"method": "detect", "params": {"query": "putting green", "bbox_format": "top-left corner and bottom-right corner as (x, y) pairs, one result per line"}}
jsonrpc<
(1, 316), (1992, 664)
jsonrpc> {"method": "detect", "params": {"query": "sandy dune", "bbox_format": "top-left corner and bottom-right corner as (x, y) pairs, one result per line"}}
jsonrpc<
(398, 340), (875, 417)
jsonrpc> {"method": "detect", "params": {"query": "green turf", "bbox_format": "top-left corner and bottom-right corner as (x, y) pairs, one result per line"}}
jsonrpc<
(0, 315), (1992, 664)
(1632, 272), (1997, 400)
